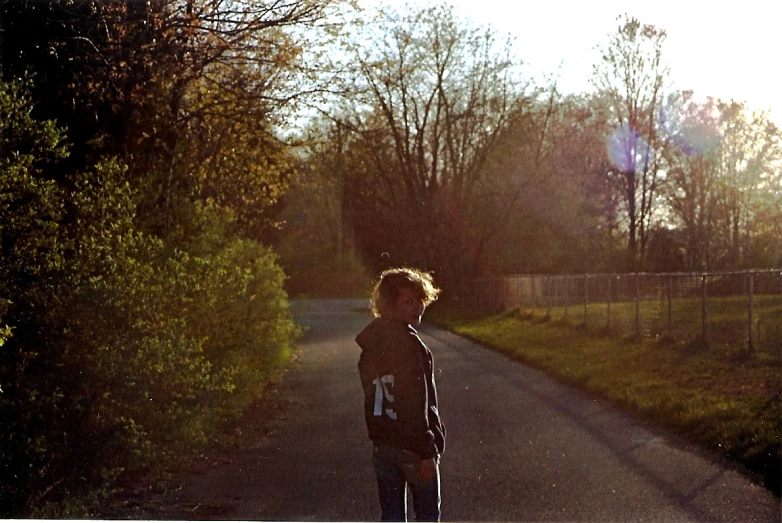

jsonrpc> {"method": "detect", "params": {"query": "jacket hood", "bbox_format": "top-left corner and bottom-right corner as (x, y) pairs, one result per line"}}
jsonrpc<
(355, 317), (413, 353)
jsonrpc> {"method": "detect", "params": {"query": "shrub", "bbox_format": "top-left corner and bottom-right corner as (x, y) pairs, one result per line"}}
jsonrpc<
(0, 79), (297, 517)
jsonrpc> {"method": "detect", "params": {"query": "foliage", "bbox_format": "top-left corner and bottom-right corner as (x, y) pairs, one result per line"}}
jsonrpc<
(322, 2), (533, 286)
(0, 79), (298, 517)
(712, 102), (782, 268)
(0, 0), (333, 517)
(661, 93), (782, 270)
(474, 92), (626, 275)
(283, 6), (780, 296)
(591, 14), (669, 270)
(274, 147), (373, 297)
(0, 0), (333, 246)
(659, 92), (721, 270)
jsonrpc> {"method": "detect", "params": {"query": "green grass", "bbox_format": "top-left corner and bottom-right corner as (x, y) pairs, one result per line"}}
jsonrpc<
(521, 295), (781, 356)
(428, 303), (781, 495)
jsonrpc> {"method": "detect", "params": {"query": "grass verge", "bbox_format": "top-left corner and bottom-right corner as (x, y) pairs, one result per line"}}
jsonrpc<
(428, 303), (781, 496)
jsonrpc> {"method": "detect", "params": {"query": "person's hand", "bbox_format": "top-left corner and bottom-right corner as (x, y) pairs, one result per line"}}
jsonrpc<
(420, 457), (437, 483)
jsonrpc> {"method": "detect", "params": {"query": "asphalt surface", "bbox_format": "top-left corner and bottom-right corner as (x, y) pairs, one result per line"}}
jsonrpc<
(129, 299), (780, 521)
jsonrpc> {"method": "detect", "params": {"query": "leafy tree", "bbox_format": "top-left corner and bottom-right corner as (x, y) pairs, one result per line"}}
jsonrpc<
(542, 93), (627, 272)
(0, 78), (298, 518)
(637, 91), (781, 271)
(0, 80), (165, 515)
(660, 91), (721, 270)
(712, 101), (782, 268)
(0, 0), (333, 245)
(0, 1), (336, 513)
(591, 14), (669, 270)
(328, 2), (532, 286)
(273, 120), (373, 297)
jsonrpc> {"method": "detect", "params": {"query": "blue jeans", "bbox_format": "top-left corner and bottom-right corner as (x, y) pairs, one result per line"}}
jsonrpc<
(372, 444), (441, 522)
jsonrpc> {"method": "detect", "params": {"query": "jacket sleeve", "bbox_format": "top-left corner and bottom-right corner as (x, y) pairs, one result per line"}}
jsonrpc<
(393, 330), (438, 459)
(424, 348), (446, 455)
(357, 349), (377, 417)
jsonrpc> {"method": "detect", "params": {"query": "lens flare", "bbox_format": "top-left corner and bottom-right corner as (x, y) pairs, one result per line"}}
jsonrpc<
(675, 123), (719, 156)
(605, 123), (651, 173)
(658, 99), (720, 157)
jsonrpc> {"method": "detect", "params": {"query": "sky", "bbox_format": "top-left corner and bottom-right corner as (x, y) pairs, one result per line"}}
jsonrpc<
(360, 0), (782, 127)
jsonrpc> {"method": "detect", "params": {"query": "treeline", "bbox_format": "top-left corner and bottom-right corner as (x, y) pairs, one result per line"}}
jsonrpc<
(279, 5), (782, 293)
(0, 0), (331, 516)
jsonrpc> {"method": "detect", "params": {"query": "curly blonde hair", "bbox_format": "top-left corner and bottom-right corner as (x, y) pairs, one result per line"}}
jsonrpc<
(371, 267), (441, 318)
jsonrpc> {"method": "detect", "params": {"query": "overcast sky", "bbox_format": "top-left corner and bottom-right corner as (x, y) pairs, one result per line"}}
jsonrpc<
(360, 0), (782, 127)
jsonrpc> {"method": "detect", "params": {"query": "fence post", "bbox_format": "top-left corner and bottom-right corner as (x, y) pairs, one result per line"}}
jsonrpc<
(748, 272), (754, 354)
(635, 273), (641, 338)
(701, 274), (708, 344)
(583, 274), (589, 325)
(531, 275), (536, 314)
(667, 275), (673, 338)
(547, 277), (553, 318)
(606, 275), (612, 332)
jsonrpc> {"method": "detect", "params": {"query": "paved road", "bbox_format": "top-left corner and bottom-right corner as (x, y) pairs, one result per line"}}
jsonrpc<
(135, 299), (780, 521)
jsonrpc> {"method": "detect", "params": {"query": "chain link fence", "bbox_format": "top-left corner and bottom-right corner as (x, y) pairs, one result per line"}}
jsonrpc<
(463, 270), (782, 355)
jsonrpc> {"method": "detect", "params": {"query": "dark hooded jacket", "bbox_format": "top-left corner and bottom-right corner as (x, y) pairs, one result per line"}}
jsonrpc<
(356, 317), (446, 459)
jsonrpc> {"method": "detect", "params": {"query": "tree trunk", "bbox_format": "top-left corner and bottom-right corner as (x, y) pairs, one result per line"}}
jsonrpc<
(626, 171), (638, 270)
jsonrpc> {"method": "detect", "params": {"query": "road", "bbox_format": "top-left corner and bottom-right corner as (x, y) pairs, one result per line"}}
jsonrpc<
(119, 299), (780, 521)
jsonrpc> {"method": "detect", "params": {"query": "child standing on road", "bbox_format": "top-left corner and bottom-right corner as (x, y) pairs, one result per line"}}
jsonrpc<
(356, 268), (446, 522)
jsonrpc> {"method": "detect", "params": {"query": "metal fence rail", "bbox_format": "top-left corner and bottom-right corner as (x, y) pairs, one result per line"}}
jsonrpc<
(463, 270), (782, 354)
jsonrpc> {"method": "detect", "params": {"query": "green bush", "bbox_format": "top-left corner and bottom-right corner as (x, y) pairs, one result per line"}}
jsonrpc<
(0, 79), (298, 517)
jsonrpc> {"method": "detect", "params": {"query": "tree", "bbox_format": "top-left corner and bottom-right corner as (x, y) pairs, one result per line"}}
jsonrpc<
(0, 0), (336, 509)
(329, 3), (532, 286)
(0, 78), (299, 517)
(591, 14), (669, 270)
(544, 93), (626, 272)
(712, 101), (782, 268)
(660, 91), (721, 270)
(657, 92), (781, 271)
(0, 0), (333, 244)
(272, 120), (373, 297)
